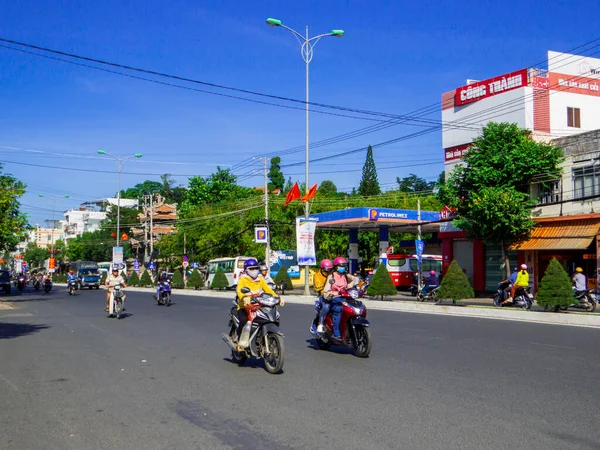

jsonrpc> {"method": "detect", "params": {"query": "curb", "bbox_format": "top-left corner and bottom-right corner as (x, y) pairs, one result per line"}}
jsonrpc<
(114, 286), (600, 329)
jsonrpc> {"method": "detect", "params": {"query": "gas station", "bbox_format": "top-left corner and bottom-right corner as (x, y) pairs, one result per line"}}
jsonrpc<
(308, 207), (441, 273)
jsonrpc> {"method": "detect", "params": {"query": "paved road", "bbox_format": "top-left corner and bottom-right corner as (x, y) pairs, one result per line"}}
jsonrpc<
(1, 287), (599, 450)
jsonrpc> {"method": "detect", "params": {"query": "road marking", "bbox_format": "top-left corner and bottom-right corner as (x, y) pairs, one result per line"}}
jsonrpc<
(0, 373), (19, 391)
(531, 342), (576, 350)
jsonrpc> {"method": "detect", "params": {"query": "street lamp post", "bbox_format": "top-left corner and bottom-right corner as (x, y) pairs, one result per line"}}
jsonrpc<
(266, 17), (344, 295)
(38, 194), (69, 277)
(97, 151), (142, 248)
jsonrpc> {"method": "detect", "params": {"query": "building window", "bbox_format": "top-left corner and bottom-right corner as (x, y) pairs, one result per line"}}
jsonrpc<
(567, 107), (581, 128)
(537, 180), (561, 204)
(573, 165), (600, 199)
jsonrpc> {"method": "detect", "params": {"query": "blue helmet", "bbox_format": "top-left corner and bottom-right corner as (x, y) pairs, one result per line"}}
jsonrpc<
(244, 258), (259, 269)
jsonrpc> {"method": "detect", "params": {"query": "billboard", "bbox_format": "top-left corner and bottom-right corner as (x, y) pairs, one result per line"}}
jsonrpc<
(548, 51), (600, 79)
(455, 68), (528, 106)
(269, 250), (300, 279)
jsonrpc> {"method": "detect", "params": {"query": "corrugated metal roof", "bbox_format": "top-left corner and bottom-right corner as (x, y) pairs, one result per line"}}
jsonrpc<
(513, 219), (600, 250)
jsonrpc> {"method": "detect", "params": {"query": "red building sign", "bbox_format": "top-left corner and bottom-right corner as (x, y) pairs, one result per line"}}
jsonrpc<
(455, 68), (528, 106)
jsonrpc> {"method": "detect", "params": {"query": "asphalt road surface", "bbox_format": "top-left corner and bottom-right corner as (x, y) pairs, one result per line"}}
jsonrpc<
(1, 286), (599, 450)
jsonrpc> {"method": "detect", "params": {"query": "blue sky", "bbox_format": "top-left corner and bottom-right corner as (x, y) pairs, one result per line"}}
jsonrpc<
(1, 0), (598, 224)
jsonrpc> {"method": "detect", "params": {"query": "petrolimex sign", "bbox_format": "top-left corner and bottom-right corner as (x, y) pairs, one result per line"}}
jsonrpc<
(368, 209), (409, 221)
(455, 68), (528, 106)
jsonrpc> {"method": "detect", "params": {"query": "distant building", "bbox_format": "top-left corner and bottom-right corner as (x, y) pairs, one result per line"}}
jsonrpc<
(63, 208), (107, 241)
(131, 194), (178, 262)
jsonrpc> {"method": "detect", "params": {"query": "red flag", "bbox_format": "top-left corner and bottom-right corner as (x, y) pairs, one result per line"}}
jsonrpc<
(284, 182), (301, 207)
(301, 183), (318, 202)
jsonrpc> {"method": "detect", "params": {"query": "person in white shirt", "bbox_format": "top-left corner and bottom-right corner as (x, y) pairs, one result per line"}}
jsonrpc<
(105, 267), (127, 311)
(572, 267), (587, 294)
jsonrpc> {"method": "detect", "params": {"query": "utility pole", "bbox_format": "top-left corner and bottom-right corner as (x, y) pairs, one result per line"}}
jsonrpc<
(150, 194), (154, 259)
(254, 157), (272, 271)
(417, 198), (422, 290)
(183, 231), (187, 288)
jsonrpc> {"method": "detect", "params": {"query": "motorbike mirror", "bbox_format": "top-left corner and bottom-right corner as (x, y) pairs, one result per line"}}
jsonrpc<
(240, 287), (251, 294)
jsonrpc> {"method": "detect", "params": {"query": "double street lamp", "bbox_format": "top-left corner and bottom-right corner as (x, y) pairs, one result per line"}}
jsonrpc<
(266, 17), (344, 295)
(97, 150), (142, 248)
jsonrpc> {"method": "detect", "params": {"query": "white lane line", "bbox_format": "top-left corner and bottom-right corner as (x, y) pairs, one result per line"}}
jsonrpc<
(531, 342), (577, 350)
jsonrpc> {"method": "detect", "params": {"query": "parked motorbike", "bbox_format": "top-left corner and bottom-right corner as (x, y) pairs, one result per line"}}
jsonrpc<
(496, 285), (533, 310)
(551, 289), (597, 313)
(108, 284), (125, 319)
(310, 283), (372, 358)
(156, 279), (172, 306)
(493, 281), (511, 307)
(417, 285), (440, 303)
(16, 275), (26, 291)
(221, 289), (284, 374)
(43, 279), (52, 294)
(67, 279), (78, 296)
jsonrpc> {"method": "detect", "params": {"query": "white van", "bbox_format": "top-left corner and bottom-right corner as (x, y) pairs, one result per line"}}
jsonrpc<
(206, 257), (256, 289)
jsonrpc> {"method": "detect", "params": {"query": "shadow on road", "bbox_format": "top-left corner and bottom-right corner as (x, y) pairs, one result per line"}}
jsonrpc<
(0, 322), (50, 340)
(305, 338), (355, 355)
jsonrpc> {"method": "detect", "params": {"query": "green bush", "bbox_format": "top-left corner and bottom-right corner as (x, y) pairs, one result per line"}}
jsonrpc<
(187, 269), (204, 289)
(100, 272), (107, 285)
(171, 269), (184, 289)
(274, 265), (293, 292)
(139, 270), (153, 287)
(535, 258), (574, 310)
(436, 260), (474, 305)
(211, 266), (229, 290)
(128, 271), (140, 286)
(366, 264), (396, 300)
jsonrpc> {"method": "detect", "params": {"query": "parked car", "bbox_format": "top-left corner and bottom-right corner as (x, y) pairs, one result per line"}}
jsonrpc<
(0, 270), (12, 295)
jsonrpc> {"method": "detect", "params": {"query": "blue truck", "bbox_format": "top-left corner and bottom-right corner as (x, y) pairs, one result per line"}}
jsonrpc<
(70, 261), (101, 290)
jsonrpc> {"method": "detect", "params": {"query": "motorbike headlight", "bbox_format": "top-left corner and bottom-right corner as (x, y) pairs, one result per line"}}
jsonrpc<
(349, 289), (359, 299)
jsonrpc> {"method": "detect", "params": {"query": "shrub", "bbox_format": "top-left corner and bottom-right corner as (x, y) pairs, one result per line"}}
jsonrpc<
(187, 269), (204, 289)
(274, 265), (293, 293)
(139, 270), (153, 287)
(367, 264), (396, 300)
(100, 272), (107, 285)
(211, 266), (229, 290)
(535, 258), (574, 310)
(128, 271), (140, 286)
(436, 260), (474, 305)
(171, 269), (184, 289)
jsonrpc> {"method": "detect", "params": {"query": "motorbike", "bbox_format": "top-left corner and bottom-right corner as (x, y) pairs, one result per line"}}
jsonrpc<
(108, 284), (125, 319)
(43, 279), (52, 294)
(496, 285), (533, 310)
(33, 278), (42, 291)
(493, 281), (511, 307)
(552, 289), (597, 313)
(67, 279), (78, 295)
(156, 279), (172, 306)
(310, 283), (372, 358)
(16, 275), (26, 291)
(221, 288), (284, 374)
(417, 285), (440, 303)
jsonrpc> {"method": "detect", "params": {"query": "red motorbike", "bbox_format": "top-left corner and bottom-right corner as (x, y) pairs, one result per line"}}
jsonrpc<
(310, 283), (372, 358)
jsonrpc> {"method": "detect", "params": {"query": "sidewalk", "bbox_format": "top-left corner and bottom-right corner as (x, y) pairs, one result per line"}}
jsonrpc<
(120, 285), (600, 329)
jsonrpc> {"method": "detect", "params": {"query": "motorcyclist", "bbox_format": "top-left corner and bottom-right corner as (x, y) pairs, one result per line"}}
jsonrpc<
(504, 264), (529, 304)
(323, 257), (357, 339)
(422, 270), (439, 297)
(235, 259), (283, 350)
(313, 259), (333, 333)
(259, 264), (275, 285)
(572, 267), (587, 297)
(105, 266), (127, 312)
(500, 267), (518, 300)
(67, 270), (78, 289)
(154, 269), (170, 300)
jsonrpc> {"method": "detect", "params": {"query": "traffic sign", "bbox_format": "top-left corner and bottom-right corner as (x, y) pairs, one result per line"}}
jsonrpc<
(148, 262), (156, 271)
(182, 255), (189, 268)
(133, 259), (141, 274)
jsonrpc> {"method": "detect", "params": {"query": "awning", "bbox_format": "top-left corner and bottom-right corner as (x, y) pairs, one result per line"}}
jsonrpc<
(513, 219), (600, 250)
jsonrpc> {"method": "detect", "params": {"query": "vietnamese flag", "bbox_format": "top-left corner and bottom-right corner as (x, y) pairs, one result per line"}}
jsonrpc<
(284, 182), (301, 207)
(301, 183), (318, 203)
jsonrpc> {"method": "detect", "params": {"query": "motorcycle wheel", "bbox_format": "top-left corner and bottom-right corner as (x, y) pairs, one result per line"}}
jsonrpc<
(353, 326), (372, 358)
(115, 299), (123, 319)
(316, 337), (331, 350)
(586, 301), (597, 313)
(417, 292), (424, 302)
(229, 328), (247, 365)
(521, 298), (532, 310)
(493, 294), (500, 307)
(263, 333), (284, 374)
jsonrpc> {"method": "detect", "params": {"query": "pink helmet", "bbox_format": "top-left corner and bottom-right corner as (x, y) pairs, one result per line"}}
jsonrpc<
(333, 257), (348, 266)
(430, 270), (436, 275)
(320, 259), (333, 271)
(520, 264), (527, 270)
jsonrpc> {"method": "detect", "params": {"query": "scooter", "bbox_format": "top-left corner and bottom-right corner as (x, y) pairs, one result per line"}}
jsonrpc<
(497, 285), (533, 310)
(156, 279), (172, 306)
(493, 281), (512, 307)
(16, 275), (26, 291)
(108, 284), (125, 319)
(221, 289), (284, 374)
(33, 278), (41, 291)
(417, 285), (440, 303)
(67, 279), (78, 295)
(554, 289), (597, 313)
(310, 283), (372, 358)
(43, 279), (52, 293)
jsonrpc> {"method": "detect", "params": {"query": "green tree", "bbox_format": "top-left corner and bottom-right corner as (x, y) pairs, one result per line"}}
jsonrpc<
(436, 260), (474, 305)
(121, 180), (163, 199)
(317, 180), (338, 197)
(535, 258), (574, 310)
(139, 270), (153, 287)
(182, 167), (253, 211)
(128, 271), (140, 286)
(100, 271), (107, 285)
(210, 266), (229, 290)
(367, 264), (397, 300)
(0, 164), (28, 253)
(274, 265), (293, 293)
(438, 122), (564, 277)
(187, 269), (204, 289)
(396, 174), (435, 193)
(171, 269), (184, 289)
(23, 243), (49, 267)
(358, 146), (381, 197)
(267, 157), (285, 192)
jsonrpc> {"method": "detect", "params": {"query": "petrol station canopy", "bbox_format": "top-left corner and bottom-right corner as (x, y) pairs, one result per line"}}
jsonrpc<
(308, 207), (441, 234)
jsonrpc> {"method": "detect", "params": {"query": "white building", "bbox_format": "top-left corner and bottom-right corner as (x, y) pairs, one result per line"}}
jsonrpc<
(442, 51), (600, 173)
(35, 227), (64, 249)
(63, 208), (107, 241)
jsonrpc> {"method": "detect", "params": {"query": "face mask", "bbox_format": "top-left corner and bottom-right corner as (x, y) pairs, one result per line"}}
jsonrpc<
(247, 269), (259, 278)
(337, 267), (346, 274)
